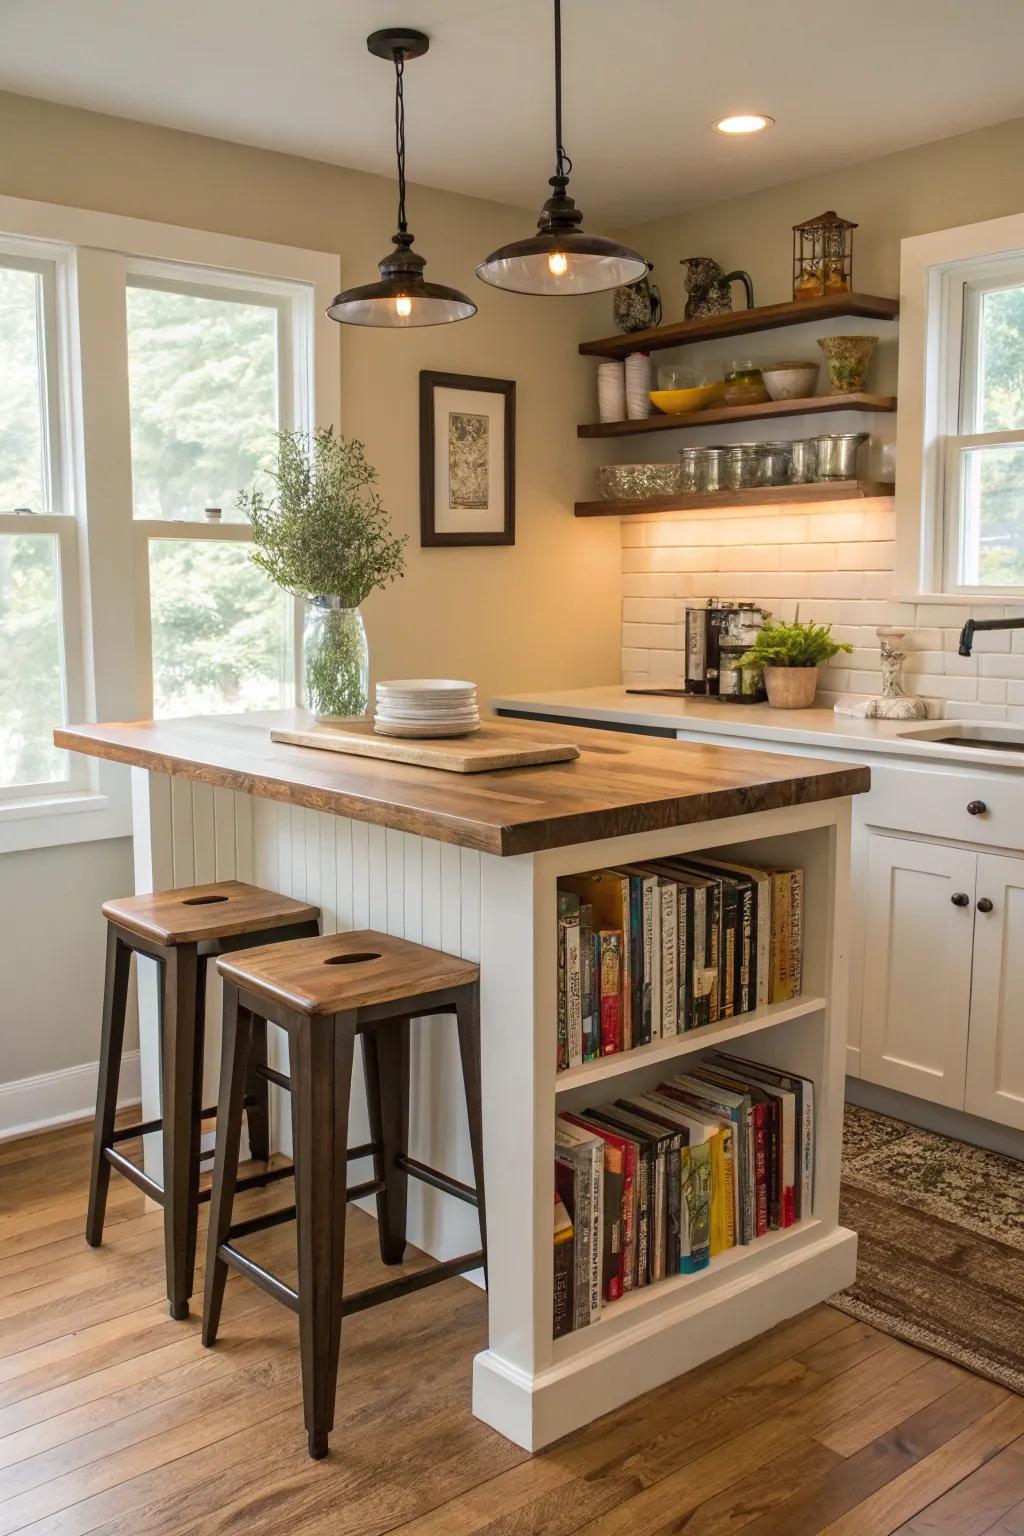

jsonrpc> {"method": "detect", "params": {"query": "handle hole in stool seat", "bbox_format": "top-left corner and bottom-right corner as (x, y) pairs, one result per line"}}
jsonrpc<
(182, 894), (230, 906)
(324, 951), (381, 966)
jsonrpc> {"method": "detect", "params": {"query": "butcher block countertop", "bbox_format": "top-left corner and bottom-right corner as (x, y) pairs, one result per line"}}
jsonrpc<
(56, 709), (870, 857)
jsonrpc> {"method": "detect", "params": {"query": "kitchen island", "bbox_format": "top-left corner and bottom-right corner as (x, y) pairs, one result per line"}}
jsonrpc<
(59, 709), (869, 1451)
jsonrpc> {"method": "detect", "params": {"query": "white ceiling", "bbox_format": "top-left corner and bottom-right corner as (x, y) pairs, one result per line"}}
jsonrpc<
(4, 0), (1024, 226)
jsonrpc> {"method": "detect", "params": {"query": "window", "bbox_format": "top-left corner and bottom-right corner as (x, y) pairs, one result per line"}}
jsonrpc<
(0, 195), (339, 851)
(0, 250), (82, 797)
(126, 268), (306, 718)
(939, 256), (1024, 593)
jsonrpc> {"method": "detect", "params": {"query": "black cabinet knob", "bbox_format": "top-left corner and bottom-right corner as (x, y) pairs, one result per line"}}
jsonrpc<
(951, 892), (970, 907)
(977, 897), (994, 913)
(967, 800), (987, 816)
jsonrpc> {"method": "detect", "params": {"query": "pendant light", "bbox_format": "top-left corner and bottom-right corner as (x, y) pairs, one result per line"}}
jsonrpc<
(475, 0), (648, 296)
(327, 29), (476, 328)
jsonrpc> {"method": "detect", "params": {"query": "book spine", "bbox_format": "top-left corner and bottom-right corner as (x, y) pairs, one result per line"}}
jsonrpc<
(588, 1142), (603, 1320)
(752, 1104), (768, 1238)
(556, 916), (569, 1072)
(632, 877), (649, 1047)
(721, 887), (737, 1018)
(737, 882), (753, 1014)
(573, 1156), (592, 1330)
(598, 931), (623, 1055)
(553, 1224), (574, 1338)
(789, 870), (803, 998)
(635, 1151), (650, 1286)
(677, 883), (691, 1033)
(756, 878), (770, 1009)
(800, 1079), (814, 1218)
(680, 1142), (712, 1272)
(640, 876), (656, 1043)
(770, 873), (794, 1003)
(565, 916), (583, 1069)
(664, 1134), (682, 1275)
(719, 1124), (737, 1251)
(766, 1099), (781, 1231)
(660, 884), (678, 1037)
(579, 903), (597, 1062)
(621, 1138), (637, 1291)
(648, 877), (662, 1041)
(705, 882), (722, 1023)
(619, 876), (633, 1051)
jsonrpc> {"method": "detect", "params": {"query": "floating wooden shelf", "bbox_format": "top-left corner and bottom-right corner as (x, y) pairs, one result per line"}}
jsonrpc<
(575, 479), (895, 518)
(578, 291), (900, 360)
(578, 392), (896, 439)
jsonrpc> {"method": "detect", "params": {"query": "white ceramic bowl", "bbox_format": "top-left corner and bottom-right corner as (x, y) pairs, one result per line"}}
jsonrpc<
(761, 363), (820, 401)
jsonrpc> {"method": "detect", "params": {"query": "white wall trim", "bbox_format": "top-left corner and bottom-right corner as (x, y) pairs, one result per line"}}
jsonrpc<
(0, 1051), (140, 1143)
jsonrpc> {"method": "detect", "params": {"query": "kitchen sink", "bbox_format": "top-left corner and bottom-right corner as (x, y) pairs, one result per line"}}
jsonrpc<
(897, 721), (1024, 753)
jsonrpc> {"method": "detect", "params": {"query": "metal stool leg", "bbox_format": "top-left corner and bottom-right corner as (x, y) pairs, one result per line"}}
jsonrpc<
(361, 1016), (409, 1265)
(293, 1011), (356, 1459)
(455, 981), (487, 1283)
(202, 983), (252, 1346)
(85, 926), (132, 1247)
(160, 944), (203, 1319)
(244, 1011), (271, 1162)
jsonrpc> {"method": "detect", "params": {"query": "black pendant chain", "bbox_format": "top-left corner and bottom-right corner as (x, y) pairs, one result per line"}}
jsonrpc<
(553, 0), (572, 180)
(394, 50), (408, 234)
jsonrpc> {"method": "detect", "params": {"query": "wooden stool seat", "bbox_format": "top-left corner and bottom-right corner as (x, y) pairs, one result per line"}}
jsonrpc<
(217, 929), (480, 1016)
(102, 880), (319, 948)
(203, 929), (485, 1460)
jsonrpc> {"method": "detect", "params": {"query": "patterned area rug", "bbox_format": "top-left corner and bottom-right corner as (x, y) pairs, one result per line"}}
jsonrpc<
(831, 1103), (1024, 1393)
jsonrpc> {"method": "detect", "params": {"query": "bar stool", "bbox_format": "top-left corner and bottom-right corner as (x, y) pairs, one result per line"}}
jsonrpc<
(87, 879), (320, 1320)
(201, 929), (485, 1460)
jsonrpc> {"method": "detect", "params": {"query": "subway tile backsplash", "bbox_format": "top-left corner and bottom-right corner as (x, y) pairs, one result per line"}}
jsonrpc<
(619, 499), (1024, 721)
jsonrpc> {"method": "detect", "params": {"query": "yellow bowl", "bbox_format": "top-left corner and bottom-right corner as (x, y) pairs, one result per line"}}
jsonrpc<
(649, 382), (726, 415)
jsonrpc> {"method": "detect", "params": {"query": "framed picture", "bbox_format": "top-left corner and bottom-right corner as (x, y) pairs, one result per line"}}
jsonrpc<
(420, 371), (516, 546)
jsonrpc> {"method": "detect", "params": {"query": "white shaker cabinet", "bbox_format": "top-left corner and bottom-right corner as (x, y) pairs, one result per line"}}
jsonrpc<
(860, 833), (978, 1107)
(964, 853), (1024, 1131)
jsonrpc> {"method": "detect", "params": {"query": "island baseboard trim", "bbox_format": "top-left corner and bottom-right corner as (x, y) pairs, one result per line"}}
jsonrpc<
(472, 1227), (857, 1451)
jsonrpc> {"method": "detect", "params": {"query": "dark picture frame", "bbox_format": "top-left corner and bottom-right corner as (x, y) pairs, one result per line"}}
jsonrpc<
(419, 370), (516, 546)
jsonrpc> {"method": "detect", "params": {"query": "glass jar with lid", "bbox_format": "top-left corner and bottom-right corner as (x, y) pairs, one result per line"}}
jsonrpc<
(723, 360), (770, 406)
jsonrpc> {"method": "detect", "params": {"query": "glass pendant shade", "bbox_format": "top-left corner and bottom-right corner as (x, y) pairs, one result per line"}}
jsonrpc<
(327, 29), (475, 329)
(328, 233), (476, 327)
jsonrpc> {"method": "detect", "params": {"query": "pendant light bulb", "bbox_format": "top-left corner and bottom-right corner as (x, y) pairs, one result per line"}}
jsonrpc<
(327, 29), (476, 328)
(476, 0), (648, 296)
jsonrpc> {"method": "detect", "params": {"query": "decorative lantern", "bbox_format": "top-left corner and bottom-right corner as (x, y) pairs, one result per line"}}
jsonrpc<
(792, 211), (856, 301)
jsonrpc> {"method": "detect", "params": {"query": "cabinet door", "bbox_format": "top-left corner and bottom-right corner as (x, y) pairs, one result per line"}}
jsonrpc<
(859, 833), (976, 1107)
(965, 853), (1024, 1130)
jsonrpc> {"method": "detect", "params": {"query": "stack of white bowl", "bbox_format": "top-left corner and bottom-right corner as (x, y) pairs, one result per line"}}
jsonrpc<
(374, 679), (480, 738)
(597, 360), (626, 423)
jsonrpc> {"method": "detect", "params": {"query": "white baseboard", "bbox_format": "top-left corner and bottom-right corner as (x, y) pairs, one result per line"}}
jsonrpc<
(0, 1052), (141, 1142)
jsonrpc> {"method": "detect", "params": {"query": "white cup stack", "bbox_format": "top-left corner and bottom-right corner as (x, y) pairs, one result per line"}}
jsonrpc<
(374, 679), (480, 738)
(625, 351), (653, 420)
(597, 361), (626, 423)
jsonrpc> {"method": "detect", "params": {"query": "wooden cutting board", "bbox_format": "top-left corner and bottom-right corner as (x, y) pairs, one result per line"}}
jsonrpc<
(270, 720), (581, 774)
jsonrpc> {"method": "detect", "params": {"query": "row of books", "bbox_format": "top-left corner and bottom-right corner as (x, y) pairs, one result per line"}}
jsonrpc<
(553, 1050), (814, 1338)
(556, 856), (803, 1071)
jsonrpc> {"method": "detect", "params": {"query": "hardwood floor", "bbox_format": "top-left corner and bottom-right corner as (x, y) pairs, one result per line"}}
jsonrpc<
(1, 1117), (1023, 1535)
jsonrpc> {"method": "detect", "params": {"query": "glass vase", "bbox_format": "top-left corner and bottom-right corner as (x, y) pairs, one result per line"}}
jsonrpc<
(303, 598), (369, 721)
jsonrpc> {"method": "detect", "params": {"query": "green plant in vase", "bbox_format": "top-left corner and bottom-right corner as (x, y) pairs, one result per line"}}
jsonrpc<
(739, 617), (852, 709)
(238, 429), (406, 720)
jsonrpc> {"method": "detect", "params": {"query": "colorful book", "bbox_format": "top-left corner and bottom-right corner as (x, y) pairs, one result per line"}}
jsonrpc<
(555, 1119), (603, 1329)
(553, 1192), (574, 1339)
(597, 930), (623, 1055)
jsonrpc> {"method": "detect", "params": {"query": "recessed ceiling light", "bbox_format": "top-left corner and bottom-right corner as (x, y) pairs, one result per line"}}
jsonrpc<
(713, 113), (774, 136)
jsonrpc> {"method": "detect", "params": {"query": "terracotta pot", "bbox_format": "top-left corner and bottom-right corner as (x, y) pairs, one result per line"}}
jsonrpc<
(763, 665), (818, 709)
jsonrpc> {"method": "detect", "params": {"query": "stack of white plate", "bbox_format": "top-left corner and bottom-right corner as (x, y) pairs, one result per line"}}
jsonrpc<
(597, 360), (626, 423)
(374, 679), (480, 738)
(625, 351), (652, 420)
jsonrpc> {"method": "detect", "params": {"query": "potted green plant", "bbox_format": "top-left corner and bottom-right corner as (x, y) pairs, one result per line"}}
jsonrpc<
(738, 617), (852, 709)
(239, 428), (406, 721)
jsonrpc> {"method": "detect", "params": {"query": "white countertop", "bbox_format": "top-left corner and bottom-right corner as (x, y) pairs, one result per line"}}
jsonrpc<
(492, 685), (1024, 773)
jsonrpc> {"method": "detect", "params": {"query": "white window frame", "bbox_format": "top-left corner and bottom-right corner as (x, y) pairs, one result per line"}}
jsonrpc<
(896, 211), (1024, 601)
(0, 238), (91, 805)
(0, 194), (340, 853)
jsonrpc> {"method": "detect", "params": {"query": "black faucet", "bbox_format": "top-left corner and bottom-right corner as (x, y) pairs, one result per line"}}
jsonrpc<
(958, 616), (1024, 656)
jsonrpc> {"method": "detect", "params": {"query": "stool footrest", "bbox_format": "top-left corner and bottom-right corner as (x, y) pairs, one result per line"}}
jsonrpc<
(103, 1146), (163, 1204)
(397, 1154), (479, 1208)
(110, 1095), (256, 1145)
(255, 1063), (291, 1092)
(218, 1242), (300, 1314)
(227, 1204), (297, 1241)
(233, 1162), (296, 1195)
(341, 1251), (485, 1317)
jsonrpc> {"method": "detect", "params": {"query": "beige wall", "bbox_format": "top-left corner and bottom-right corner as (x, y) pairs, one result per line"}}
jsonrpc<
(0, 90), (619, 1101)
(0, 90), (620, 702)
(629, 114), (1024, 323)
(619, 116), (1024, 718)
